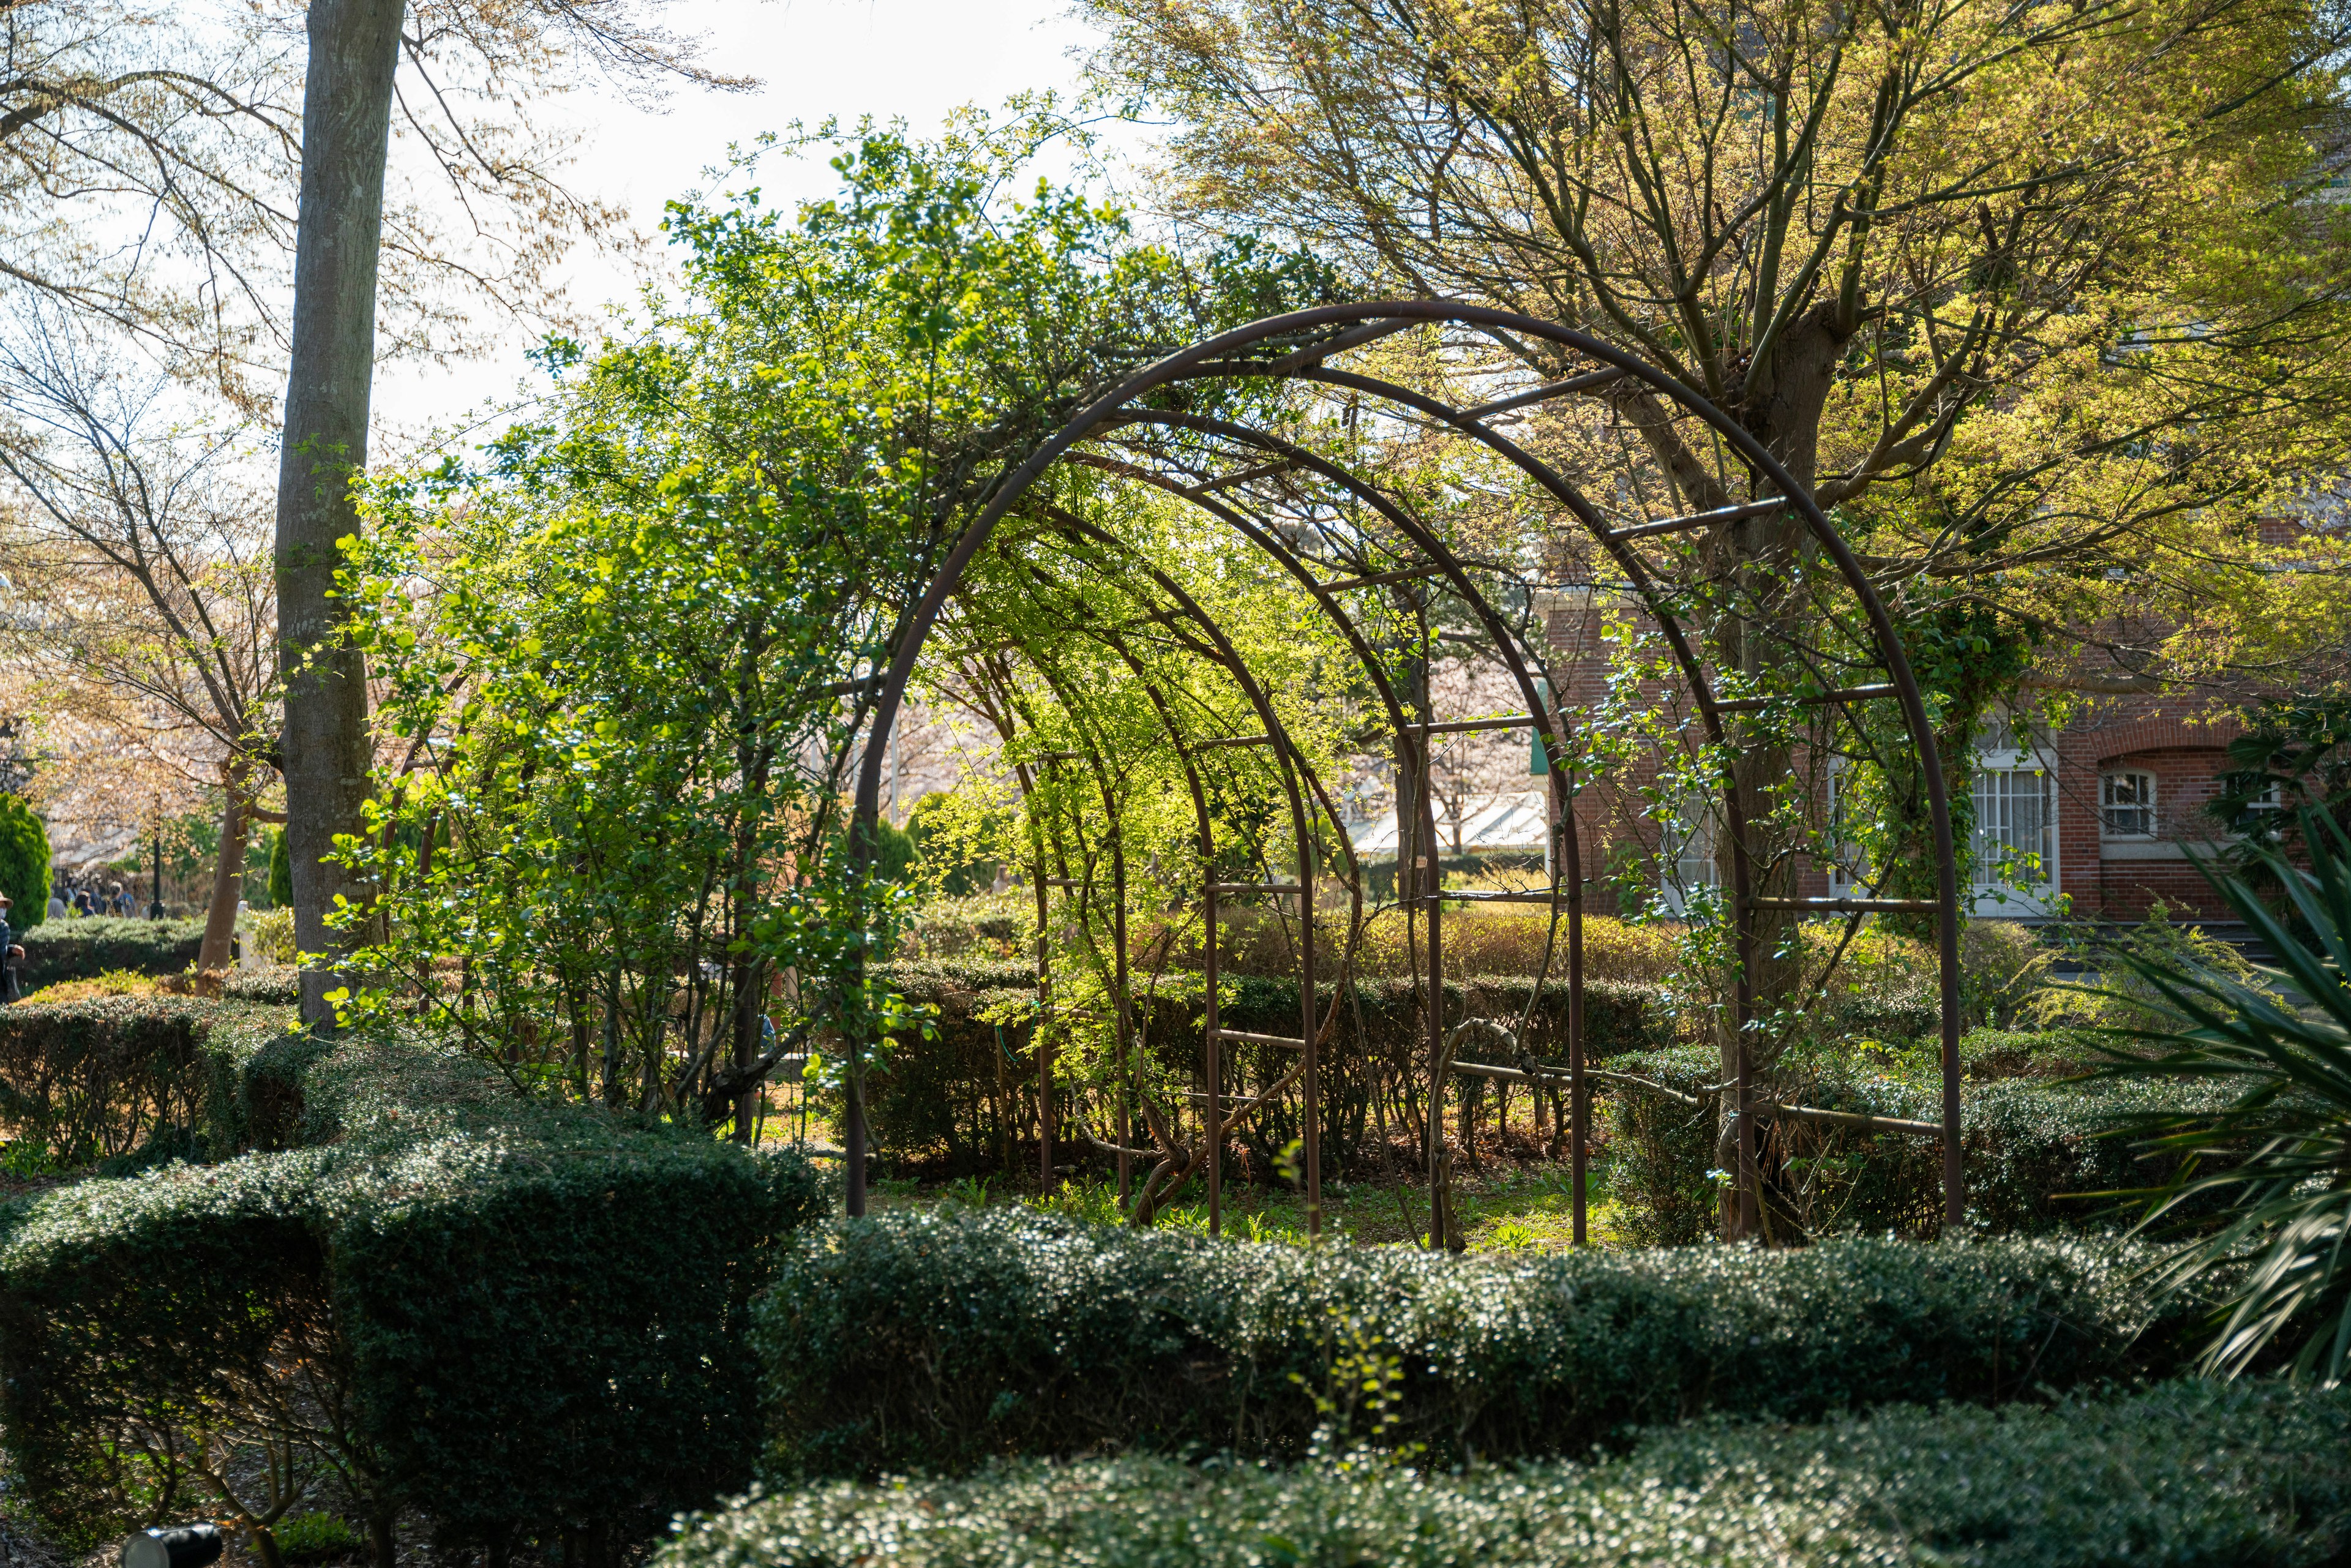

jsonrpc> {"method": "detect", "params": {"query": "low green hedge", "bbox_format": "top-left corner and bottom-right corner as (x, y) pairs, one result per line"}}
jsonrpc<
(861, 962), (1671, 1177)
(17, 916), (206, 988)
(1606, 1037), (2224, 1245)
(752, 1207), (2194, 1477)
(0, 1038), (830, 1552)
(0, 995), (292, 1165)
(671, 1379), (2351, 1568)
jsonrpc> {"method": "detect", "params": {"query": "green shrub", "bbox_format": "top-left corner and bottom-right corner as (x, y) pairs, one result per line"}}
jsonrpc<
(275, 1512), (360, 1562)
(267, 826), (291, 909)
(0, 994), (290, 1164)
(860, 963), (1670, 1177)
(0, 796), (51, 929)
(222, 963), (302, 1005)
(0, 1038), (831, 1551)
(672, 1379), (2351, 1568)
(752, 1207), (2194, 1477)
(1603, 1038), (2225, 1245)
(18, 916), (206, 988)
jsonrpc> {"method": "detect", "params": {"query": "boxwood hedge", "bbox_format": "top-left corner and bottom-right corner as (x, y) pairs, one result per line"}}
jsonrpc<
(752, 1207), (2197, 1477)
(18, 916), (206, 988)
(670, 1379), (2351, 1568)
(1607, 1038), (2228, 1245)
(0, 1038), (829, 1553)
(861, 962), (1672, 1177)
(0, 994), (291, 1165)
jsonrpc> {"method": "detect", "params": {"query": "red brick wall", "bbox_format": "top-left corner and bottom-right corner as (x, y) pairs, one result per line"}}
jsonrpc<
(2053, 698), (2246, 921)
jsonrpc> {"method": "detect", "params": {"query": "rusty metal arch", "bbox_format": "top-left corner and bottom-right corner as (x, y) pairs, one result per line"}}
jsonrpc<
(962, 531), (1360, 1231)
(849, 301), (1967, 1242)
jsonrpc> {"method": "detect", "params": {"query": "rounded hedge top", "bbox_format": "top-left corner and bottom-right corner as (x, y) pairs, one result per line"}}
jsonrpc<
(0, 796), (51, 929)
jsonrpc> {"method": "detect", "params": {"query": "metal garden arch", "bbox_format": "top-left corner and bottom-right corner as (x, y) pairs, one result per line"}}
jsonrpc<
(847, 301), (1968, 1244)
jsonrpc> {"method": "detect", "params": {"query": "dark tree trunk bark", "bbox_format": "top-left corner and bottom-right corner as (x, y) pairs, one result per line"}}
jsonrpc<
(197, 771), (250, 969)
(274, 0), (404, 1027)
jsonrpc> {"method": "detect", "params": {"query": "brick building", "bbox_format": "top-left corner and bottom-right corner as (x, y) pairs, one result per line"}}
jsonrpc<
(1542, 593), (2254, 925)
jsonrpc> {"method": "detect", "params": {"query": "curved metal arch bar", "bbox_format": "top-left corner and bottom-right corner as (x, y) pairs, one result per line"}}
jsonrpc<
(1070, 424), (1594, 1239)
(999, 605), (1284, 1236)
(1144, 365), (1766, 1228)
(992, 552), (1373, 1222)
(958, 548), (1352, 1218)
(852, 301), (1963, 1239)
(1160, 351), (1952, 1239)
(1040, 510), (1329, 1232)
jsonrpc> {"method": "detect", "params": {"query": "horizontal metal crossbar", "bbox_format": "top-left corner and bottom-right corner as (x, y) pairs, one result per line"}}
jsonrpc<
(1193, 733), (1273, 750)
(1213, 1029), (1307, 1049)
(1043, 879), (1090, 888)
(1714, 685), (1898, 714)
(1183, 459), (1294, 498)
(1751, 1101), (1943, 1136)
(1428, 890), (1565, 904)
(1749, 896), (1942, 914)
(1452, 1060), (1946, 1135)
(1037, 749), (1086, 761)
(1410, 713), (1535, 734)
(1457, 366), (1628, 421)
(1321, 564), (1445, 593)
(1606, 497), (1788, 542)
(1208, 882), (1303, 895)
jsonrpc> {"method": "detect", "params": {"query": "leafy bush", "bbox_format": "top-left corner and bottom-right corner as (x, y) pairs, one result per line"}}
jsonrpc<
(0, 795), (51, 929)
(752, 1207), (2194, 1476)
(857, 963), (1670, 1176)
(275, 1512), (360, 1562)
(267, 826), (291, 908)
(1603, 1037), (2225, 1245)
(0, 994), (290, 1164)
(667, 1379), (2351, 1568)
(18, 916), (206, 989)
(0, 1037), (831, 1551)
(223, 963), (303, 1005)
(2088, 808), (2351, 1384)
(246, 907), (297, 964)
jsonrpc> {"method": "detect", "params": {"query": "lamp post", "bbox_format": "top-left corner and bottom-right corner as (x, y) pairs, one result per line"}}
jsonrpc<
(148, 796), (164, 920)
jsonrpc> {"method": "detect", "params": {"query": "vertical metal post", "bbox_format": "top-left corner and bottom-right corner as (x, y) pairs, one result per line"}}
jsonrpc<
(1112, 835), (1133, 1209)
(1204, 877), (1221, 1237)
(1421, 738), (1445, 1249)
(1300, 817), (1320, 1238)
(1035, 857), (1053, 1191)
(1567, 818), (1588, 1247)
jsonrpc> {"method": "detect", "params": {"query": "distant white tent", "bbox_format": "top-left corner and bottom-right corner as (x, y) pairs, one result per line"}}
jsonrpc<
(1348, 790), (1548, 855)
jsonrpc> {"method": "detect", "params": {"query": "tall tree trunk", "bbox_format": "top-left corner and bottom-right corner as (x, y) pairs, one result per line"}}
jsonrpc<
(274, 0), (404, 1026)
(197, 768), (251, 969)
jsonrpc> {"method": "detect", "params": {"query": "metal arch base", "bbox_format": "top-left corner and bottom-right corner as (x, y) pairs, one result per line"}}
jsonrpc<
(846, 301), (1967, 1242)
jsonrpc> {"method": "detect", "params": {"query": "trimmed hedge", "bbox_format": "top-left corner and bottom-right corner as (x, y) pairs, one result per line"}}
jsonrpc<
(863, 962), (1671, 1177)
(18, 916), (206, 988)
(752, 1207), (2195, 1477)
(666, 1379), (2351, 1568)
(0, 994), (291, 1164)
(1606, 1037), (2225, 1245)
(0, 1038), (830, 1551)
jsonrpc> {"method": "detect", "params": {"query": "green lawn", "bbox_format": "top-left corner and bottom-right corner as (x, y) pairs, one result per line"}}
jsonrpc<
(864, 1160), (1625, 1250)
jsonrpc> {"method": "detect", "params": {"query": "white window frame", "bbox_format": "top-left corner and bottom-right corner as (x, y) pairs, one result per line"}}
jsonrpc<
(1655, 790), (1719, 916)
(1971, 745), (2060, 917)
(2099, 769), (2158, 840)
(1824, 759), (1874, 896)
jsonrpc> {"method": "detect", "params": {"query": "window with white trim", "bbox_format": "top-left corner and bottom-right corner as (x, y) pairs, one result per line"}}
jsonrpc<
(2100, 770), (2157, 839)
(1656, 792), (1719, 913)
(1973, 759), (2055, 892)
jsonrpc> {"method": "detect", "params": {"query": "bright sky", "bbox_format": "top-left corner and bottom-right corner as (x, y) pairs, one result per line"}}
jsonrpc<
(372, 0), (1112, 451)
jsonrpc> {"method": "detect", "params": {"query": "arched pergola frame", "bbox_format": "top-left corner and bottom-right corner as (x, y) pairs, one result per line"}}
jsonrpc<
(848, 301), (1967, 1243)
